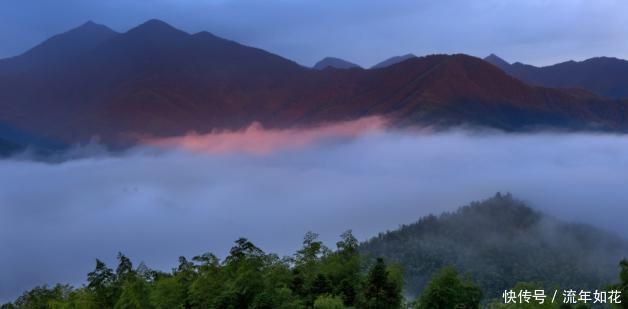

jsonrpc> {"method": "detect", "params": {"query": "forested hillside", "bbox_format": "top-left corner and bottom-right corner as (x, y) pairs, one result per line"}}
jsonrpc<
(3, 195), (627, 308)
(360, 193), (628, 299)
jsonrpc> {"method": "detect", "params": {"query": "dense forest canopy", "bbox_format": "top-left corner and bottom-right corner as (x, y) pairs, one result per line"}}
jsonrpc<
(3, 194), (627, 308)
(2, 232), (406, 309)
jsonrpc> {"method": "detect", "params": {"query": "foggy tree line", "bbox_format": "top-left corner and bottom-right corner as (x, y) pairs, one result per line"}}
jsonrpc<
(3, 231), (403, 309)
(2, 231), (627, 308)
(360, 193), (628, 302)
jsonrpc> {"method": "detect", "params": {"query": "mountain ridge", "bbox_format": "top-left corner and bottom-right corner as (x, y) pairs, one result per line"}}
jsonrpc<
(1, 20), (628, 149)
(313, 57), (361, 70)
(360, 193), (628, 298)
(0, 21), (117, 73)
(371, 53), (417, 69)
(484, 54), (628, 99)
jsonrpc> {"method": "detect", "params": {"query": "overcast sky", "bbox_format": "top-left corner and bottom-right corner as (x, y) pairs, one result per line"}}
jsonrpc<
(1, 0), (627, 67)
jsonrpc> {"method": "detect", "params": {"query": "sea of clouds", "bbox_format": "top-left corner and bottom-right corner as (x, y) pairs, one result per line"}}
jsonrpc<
(2, 122), (628, 301)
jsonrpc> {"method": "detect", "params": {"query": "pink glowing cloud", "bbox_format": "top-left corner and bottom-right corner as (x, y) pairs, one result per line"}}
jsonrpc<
(143, 116), (387, 154)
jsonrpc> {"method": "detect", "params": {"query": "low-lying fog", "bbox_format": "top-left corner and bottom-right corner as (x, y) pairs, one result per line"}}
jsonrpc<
(2, 122), (628, 301)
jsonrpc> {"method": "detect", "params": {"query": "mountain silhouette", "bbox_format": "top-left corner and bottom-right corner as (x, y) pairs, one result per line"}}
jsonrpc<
(0, 21), (117, 73)
(484, 54), (628, 99)
(361, 194), (628, 298)
(313, 57), (361, 70)
(1, 20), (628, 148)
(483, 53), (510, 70)
(371, 53), (416, 69)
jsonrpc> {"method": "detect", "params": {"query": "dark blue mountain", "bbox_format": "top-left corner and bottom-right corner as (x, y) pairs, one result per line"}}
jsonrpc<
(484, 54), (628, 99)
(313, 57), (361, 70)
(0, 21), (117, 73)
(371, 53), (416, 69)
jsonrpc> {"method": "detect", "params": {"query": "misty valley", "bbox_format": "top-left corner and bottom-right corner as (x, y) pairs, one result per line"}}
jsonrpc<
(2, 128), (628, 308)
(2, 6), (628, 309)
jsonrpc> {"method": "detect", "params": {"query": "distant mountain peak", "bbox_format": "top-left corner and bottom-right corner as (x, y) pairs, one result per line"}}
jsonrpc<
(313, 57), (361, 70)
(0, 20), (117, 67)
(65, 20), (113, 33)
(499, 56), (628, 98)
(371, 53), (417, 69)
(142, 18), (174, 27)
(62, 21), (115, 38)
(127, 18), (187, 36)
(193, 30), (218, 38)
(484, 53), (511, 70)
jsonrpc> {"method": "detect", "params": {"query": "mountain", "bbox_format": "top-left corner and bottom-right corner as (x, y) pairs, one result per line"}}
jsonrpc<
(0, 19), (306, 144)
(483, 53), (510, 71)
(360, 193), (628, 298)
(0, 137), (21, 156)
(0, 21), (117, 73)
(371, 53), (416, 69)
(313, 57), (361, 70)
(0, 121), (68, 156)
(1, 20), (628, 148)
(484, 54), (628, 99)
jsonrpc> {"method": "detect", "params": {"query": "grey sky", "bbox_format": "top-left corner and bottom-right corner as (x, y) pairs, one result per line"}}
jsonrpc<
(1, 0), (627, 67)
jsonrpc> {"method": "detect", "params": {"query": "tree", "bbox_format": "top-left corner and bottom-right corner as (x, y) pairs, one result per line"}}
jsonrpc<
(611, 259), (628, 309)
(415, 267), (483, 309)
(116, 252), (134, 283)
(114, 276), (152, 309)
(209, 238), (268, 308)
(314, 294), (345, 309)
(11, 284), (71, 308)
(4, 234), (409, 309)
(292, 232), (330, 305)
(225, 238), (265, 264)
(150, 276), (186, 309)
(172, 256), (197, 308)
(323, 230), (362, 306)
(336, 230), (358, 256)
(362, 258), (403, 309)
(311, 273), (333, 296)
(295, 232), (328, 267)
(189, 271), (222, 308)
(56, 288), (99, 309)
(87, 259), (118, 307)
(192, 252), (220, 272)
